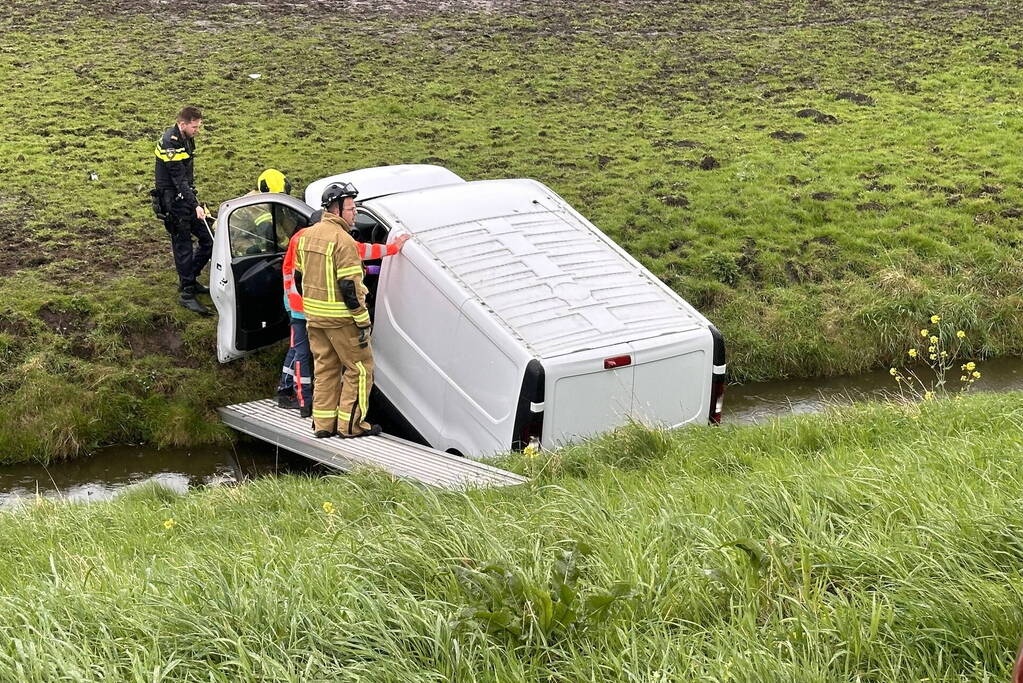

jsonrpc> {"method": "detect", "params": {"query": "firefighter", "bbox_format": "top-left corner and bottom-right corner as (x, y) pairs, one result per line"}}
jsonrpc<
(278, 199), (410, 418)
(153, 106), (212, 316)
(294, 182), (380, 438)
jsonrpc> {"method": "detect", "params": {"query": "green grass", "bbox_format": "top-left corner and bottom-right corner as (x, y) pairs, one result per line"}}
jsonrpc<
(3, 0), (1023, 459)
(2, 392), (1022, 680)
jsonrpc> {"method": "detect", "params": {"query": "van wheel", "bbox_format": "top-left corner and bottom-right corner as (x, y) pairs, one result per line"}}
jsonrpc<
(446, 449), (464, 458)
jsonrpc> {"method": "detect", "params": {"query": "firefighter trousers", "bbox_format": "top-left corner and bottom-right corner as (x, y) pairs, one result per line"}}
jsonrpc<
(308, 323), (374, 436)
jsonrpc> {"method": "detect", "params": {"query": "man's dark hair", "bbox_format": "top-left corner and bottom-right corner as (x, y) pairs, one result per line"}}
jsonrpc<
(177, 106), (203, 122)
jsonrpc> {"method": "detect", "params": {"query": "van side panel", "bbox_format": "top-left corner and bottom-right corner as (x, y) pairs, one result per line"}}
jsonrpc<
(373, 248), (468, 449)
(440, 298), (531, 456)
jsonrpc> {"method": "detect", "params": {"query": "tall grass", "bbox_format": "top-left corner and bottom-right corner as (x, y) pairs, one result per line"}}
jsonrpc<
(1, 392), (1022, 680)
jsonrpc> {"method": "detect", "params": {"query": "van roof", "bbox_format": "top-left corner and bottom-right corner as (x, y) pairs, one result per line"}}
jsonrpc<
(304, 164), (464, 208)
(367, 179), (705, 358)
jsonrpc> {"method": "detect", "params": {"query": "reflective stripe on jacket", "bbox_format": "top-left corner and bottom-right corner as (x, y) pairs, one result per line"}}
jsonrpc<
(153, 124), (197, 209)
(293, 213), (370, 328)
(283, 227), (402, 319)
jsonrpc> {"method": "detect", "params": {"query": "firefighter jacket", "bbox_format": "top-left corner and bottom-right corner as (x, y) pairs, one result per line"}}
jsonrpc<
(154, 124), (198, 209)
(283, 228), (403, 320)
(293, 212), (370, 328)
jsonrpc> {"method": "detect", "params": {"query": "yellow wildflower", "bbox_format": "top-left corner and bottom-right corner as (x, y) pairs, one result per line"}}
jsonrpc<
(523, 442), (539, 458)
(163, 518), (176, 529)
(956, 330), (966, 339)
(929, 336), (938, 345)
(889, 367), (897, 376)
(928, 346), (935, 353)
(924, 391), (935, 401)
(920, 329), (929, 337)
(972, 371), (981, 379)
(322, 501), (335, 515)
(929, 354), (937, 360)
(908, 349), (918, 358)
(941, 351), (948, 358)
(931, 315), (941, 324)
(966, 361), (976, 371)
(961, 375), (968, 382)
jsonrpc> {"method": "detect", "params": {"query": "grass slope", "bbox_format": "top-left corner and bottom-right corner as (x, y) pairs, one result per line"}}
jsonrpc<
(1, 1), (1022, 459)
(2, 392), (1023, 680)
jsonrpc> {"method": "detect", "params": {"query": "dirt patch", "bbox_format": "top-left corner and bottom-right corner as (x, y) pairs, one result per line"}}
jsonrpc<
(796, 108), (839, 124)
(597, 154), (614, 170)
(736, 237), (761, 281)
(653, 139), (703, 149)
(126, 319), (185, 359)
(810, 192), (835, 201)
(659, 194), (690, 208)
(969, 184), (1002, 197)
(1001, 208), (1023, 219)
(856, 201), (887, 212)
(866, 181), (894, 192)
(37, 304), (95, 336)
(835, 91), (875, 106)
(770, 130), (806, 142)
(786, 175), (809, 186)
(698, 155), (720, 170)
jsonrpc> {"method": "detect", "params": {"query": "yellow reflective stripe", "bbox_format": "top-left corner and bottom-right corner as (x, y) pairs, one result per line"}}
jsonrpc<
(296, 237), (305, 272)
(337, 411), (352, 420)
(154, 144), (190, 162)
(312, 409), (336, 419)
(324, 242), (336, 303)
(353, 310), (370, 324)
(356, 361), (369, 420)
(302, 298), (350, 312)
(255, 211), (272, 226)
(336, 266), (362, 278)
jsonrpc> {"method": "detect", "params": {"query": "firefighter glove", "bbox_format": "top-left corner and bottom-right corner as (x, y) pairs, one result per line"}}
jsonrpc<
(358, 325), (371, 348)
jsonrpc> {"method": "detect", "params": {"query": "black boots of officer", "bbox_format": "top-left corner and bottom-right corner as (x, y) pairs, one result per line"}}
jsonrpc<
(179, 285), (212, 316)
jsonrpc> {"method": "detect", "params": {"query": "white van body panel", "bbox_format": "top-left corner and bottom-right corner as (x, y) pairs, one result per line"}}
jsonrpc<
(364, 176), (715, 455)
(304, 165), (465, 208)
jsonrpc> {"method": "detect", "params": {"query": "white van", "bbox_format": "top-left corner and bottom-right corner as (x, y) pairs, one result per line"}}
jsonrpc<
(210, 165), (726, 457)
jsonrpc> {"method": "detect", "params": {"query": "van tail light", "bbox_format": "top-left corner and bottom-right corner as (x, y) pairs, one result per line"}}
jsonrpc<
(604, 355), (632, 369)
(512, 360), (546, 451)
(708, 324), (727, 425)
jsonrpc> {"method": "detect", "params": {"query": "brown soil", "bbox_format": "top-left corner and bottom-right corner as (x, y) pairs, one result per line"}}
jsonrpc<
(659, 194), (690, 208)
(770, 131), (806, 142)
(37, 304), (95, 336)
(856, 201), (887, 212)
(699, 155), (720, 170)
(796, 108), (840, 124)
(810, 192), (835, 201)
(835, 91), (875, 106)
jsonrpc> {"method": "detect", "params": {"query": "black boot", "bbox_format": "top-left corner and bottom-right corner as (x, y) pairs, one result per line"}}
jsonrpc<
(179, 287), (212, 316)
(276, 391), (299, 410)
(299, 404), (312, 418)
(193, 283), (211, 295)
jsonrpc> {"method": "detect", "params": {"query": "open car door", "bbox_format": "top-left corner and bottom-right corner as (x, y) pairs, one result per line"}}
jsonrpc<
(210, 193), (314, 363)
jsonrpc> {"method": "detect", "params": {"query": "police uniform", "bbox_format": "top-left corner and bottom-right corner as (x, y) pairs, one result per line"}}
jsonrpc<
(154, 124), (212, 295)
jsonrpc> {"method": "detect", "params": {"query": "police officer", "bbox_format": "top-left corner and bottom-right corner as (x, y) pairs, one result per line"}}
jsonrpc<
(295, 182), (381, 439)
(154, 106), (213, 316)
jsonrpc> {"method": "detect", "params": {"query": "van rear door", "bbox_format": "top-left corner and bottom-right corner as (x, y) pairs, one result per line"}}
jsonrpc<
(209, 194), (313, 363)
(545, 330), (712, 446)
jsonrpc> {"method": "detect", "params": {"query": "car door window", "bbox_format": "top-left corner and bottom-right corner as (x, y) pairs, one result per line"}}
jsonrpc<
(229, 203), (306, 258)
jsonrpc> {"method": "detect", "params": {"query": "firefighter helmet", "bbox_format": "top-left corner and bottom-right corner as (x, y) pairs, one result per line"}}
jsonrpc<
(258, 168), (292, 194)
(320, 181), (359, 209)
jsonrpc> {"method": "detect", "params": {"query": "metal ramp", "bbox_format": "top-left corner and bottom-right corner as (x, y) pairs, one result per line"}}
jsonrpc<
(217, 399), (528, 490)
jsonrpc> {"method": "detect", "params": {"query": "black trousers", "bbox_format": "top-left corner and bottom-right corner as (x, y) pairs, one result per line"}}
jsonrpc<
(162, 195), (212, 292)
